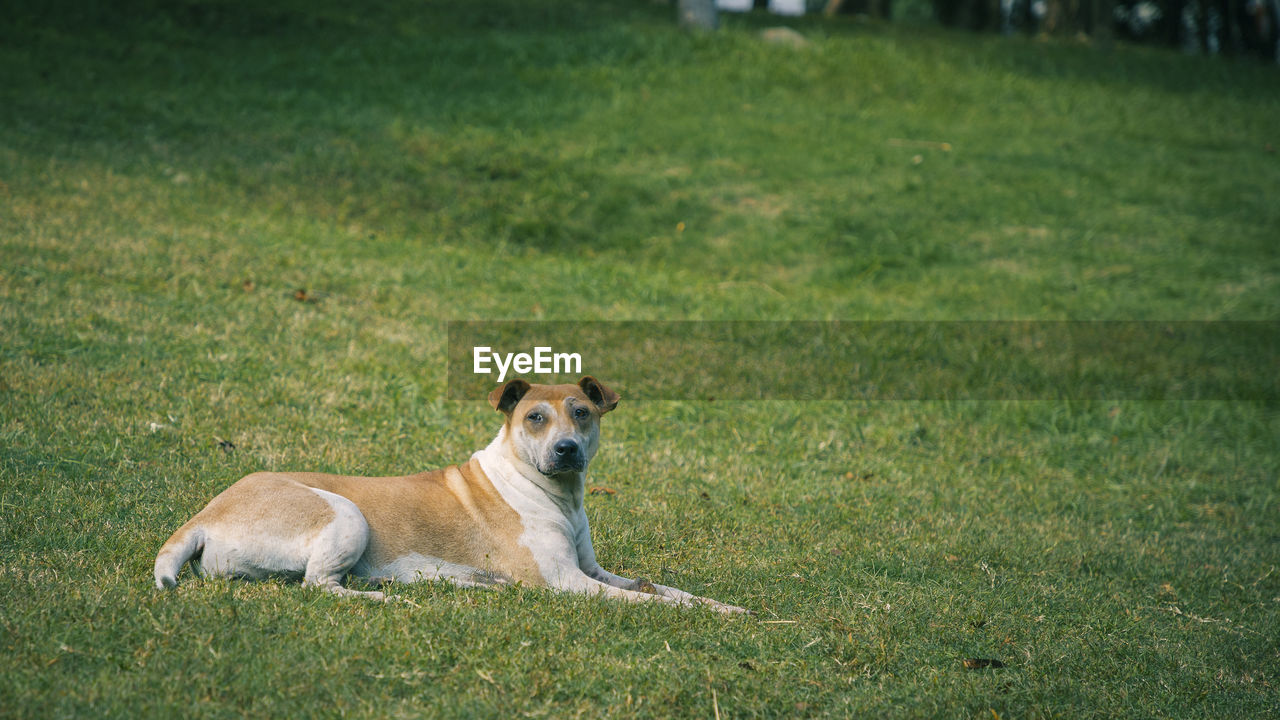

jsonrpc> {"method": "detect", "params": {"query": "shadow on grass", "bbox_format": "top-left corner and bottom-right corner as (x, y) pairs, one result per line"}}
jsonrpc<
(1, 0), (689, 250)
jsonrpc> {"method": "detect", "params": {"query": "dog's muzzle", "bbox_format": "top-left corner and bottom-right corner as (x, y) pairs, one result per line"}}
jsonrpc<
(545, 438), (586, 474)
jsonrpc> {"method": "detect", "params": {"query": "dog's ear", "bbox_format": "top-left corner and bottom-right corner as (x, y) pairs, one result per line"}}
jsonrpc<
(489, 379), (531, 415)
(578, 376), (619, 414)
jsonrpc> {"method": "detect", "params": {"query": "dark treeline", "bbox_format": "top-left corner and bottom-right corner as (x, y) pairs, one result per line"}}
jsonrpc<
(826, 0), (1280, 61)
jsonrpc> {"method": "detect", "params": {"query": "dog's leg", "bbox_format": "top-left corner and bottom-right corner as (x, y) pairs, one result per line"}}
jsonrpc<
(161, 473), (382, 599)
(300, 488), (384, 600)
(558, 569), (748, 614)
(647, 581), (749, 614)
(559, 571), (691, 607)
(574, 530), (750, 614)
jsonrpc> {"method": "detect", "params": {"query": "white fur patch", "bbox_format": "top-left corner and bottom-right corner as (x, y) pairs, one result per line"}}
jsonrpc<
(473, 434), (585, 588)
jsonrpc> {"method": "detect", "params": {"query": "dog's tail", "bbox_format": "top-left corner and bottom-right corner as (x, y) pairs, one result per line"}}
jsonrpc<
(153, 521), (204, 590)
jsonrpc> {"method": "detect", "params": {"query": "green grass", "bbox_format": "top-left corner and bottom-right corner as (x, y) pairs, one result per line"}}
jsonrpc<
(2, 0), (1278, 716)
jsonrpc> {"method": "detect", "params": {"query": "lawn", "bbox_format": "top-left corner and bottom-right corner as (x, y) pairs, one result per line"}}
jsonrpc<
(1, 0), (1278, 717)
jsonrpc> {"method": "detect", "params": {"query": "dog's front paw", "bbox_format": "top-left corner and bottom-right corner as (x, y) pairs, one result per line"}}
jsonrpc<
(698, 598), (752, 615)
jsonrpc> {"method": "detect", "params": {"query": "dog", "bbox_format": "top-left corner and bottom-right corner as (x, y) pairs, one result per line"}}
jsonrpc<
(154, 376), (748, 614)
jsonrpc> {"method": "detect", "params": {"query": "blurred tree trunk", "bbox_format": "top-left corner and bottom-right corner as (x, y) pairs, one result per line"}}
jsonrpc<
(678, 0), (719, 29)
(1090, 0), (1115, 43)
(1043, 0), (1084, 33)
(1043, 0), (1063, 32)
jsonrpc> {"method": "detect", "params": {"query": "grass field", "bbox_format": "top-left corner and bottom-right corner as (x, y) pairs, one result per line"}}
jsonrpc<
(2, 0), (1278, 717)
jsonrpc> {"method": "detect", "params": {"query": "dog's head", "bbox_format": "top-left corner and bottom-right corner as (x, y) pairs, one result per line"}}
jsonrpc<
(489, 376), (619, 477)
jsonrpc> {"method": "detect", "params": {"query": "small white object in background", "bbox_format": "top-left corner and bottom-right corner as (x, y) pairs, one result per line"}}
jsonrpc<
(769, 0), (806, 15)
(715, 0), (754, 10)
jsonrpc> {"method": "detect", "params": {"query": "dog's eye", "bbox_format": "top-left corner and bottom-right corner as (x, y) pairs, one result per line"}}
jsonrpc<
(526, 412), (544, 424)
(573, 407), (589, 420)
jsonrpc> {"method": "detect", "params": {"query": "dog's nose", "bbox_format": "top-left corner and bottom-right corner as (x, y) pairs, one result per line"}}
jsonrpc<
(553, 439), (580, 459)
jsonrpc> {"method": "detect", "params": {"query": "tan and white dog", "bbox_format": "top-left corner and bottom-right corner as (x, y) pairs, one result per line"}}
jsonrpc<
(154, 377), (747, 614)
